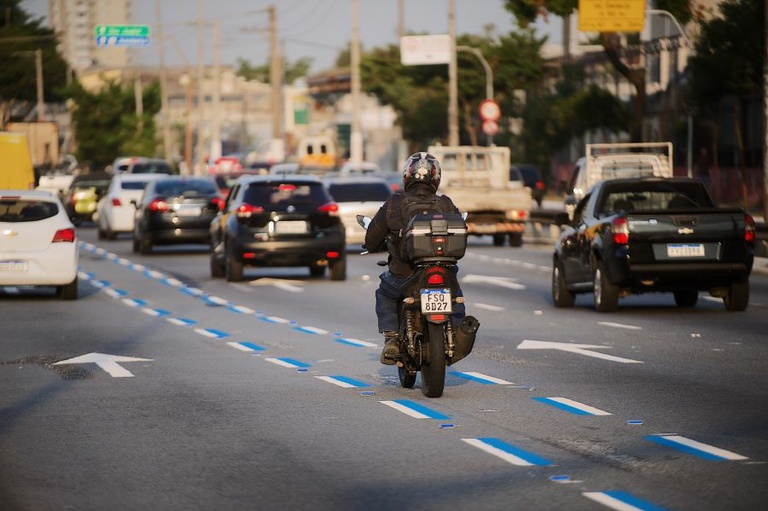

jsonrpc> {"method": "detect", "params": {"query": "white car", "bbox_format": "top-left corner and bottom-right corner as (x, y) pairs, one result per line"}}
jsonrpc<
(0, 190), (79, 299)
(96, 173), (165, 239)
(324, 176), (393, 245)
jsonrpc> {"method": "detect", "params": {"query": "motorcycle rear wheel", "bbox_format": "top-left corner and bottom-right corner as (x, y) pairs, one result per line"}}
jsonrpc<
(420, 321), (446, 398)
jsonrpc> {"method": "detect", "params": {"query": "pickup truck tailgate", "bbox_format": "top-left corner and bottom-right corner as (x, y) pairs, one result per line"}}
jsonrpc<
(626, 209), (749, 264)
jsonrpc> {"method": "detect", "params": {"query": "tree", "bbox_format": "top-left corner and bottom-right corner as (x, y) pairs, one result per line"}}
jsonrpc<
(65, 79), (161, 169)
(503, 0), (692, 142)
(518, 63), (630, 172)
(686, 0), (764, 206)
(235, 57), (312, 85)
(361, 31), (546, 151)
(0, 0), (68, 125)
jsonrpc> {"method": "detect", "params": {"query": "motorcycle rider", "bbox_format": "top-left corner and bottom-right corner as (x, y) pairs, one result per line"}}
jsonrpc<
(364, 152), (477, 365)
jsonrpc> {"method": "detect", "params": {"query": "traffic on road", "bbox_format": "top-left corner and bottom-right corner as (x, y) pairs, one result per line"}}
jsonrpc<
(2, 216), (766, 510)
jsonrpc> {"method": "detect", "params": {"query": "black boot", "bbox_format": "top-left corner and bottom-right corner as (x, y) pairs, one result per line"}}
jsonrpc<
(380, 331), (399, 365)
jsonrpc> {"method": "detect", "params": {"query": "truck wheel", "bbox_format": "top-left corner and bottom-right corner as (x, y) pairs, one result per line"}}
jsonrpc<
(673, 290), (698, 308)
(309, 264), (325, 277)
(723, 280), (749, 311)
(492, 234), (506, 246)
(593, 261), (619, 312)
(552, 262), (575, 308)
(509, 232), (523, 247)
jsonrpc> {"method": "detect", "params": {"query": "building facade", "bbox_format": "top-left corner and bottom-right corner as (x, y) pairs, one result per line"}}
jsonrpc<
(48, 0), (134, 73)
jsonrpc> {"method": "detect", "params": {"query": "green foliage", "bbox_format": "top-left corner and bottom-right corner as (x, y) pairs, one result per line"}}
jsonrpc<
(64, 79), (161, 168)
(361, 31), (545, 149)
(235, 57), (313, 85)
(687, 0), (764, 109)
(0, 0), (68, 119)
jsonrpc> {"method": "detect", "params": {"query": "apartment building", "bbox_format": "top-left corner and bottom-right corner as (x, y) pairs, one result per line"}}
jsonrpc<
(48, 0), (134, 73)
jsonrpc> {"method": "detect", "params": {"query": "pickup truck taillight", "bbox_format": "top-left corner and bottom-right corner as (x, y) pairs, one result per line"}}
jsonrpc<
(612, 217), (629, 244)
(745, 214), (756, 243)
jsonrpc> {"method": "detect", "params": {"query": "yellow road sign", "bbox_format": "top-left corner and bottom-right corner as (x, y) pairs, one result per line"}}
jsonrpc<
(578, 0), (646, 32)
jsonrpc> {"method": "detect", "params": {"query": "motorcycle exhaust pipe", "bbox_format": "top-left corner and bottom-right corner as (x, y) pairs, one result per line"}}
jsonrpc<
(449, 315), (480, 365)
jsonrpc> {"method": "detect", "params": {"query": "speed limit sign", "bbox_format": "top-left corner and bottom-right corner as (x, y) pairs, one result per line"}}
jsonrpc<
(478, 100), (501, 122)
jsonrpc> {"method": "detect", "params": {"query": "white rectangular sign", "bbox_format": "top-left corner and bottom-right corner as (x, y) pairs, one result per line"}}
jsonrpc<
(400, 34), (451, 66)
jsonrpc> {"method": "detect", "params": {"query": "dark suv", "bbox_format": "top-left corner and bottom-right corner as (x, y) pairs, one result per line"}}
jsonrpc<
(132, 176), (222, 254)
(511, 163), (546, 207)
(209, 175), (346, 281)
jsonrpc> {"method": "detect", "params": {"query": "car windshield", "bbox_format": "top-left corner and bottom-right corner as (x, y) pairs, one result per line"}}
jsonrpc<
(132, 162), (172, 174)
(0, 198), (58, 222)
(243, 182), (329, 210)
(598, 182), (714, 214)
(121, 180), (152, 190)
(155, 179), (218, 197)
(327, 182), (392, 202)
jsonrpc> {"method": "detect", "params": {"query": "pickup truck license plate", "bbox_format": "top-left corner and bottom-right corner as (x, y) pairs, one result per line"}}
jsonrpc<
(667, 243), (705, 257)
(421, 288), (452, 314)
(0, 260), (28, 272)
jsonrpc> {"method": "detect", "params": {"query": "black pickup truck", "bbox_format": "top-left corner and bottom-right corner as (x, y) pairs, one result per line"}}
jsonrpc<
(552, 177), (756, 312)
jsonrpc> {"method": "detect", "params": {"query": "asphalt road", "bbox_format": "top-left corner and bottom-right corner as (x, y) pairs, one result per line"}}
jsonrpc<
(1, 225), (767, 511)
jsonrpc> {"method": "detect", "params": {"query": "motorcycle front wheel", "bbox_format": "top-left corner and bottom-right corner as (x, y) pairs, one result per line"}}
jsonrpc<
(420, 321), (446, 398)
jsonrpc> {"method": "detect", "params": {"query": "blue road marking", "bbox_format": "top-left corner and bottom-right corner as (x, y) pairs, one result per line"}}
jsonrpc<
(475, 437), (552, 466)
(329, 375), (370, 387)
(645, 435), (748, 461)
(584, 490), (668, 511)
(533, 397), (589, 415)
(394, 399), (450, 420)
(238, 342), (266, 352)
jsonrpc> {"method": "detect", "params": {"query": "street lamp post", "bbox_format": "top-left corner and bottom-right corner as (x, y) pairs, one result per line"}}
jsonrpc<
(457, 45), (494, 145)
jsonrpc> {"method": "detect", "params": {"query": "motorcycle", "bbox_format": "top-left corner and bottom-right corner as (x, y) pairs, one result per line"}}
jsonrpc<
(357, 213), (480, 398)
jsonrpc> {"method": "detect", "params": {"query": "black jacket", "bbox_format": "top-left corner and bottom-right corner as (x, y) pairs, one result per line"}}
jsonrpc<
(364, 183), (460, 276)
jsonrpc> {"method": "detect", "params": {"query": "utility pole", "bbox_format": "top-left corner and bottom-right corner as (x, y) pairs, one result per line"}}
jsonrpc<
(211, 18), (222, 161)
(350, 0), (363, 163)
(269, 5), (282, 140)
(196, 0), (205, 175)
(155, 0), (172, 163)
(34, 48), (44, 121)
(447, 0), (458, 146)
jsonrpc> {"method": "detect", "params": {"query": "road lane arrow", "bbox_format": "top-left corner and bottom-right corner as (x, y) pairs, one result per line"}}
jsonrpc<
(517, 340), (643, 364)
(461, 274), (525, 290)
(53, 353), (153, 377)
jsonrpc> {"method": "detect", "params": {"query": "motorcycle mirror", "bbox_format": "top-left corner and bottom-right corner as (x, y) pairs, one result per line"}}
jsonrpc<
(356, 215), (371, 229)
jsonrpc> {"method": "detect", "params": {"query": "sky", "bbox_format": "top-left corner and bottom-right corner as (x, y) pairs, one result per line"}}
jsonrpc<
(23, 0), (563, 73)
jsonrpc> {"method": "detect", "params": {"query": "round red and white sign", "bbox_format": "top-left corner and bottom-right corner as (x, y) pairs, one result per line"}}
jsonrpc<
(482, 120), (499, 136)
(478, 100), (501, 122)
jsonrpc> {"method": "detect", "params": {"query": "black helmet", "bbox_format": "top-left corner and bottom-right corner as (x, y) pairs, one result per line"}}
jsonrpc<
(402, 152), (441, 191)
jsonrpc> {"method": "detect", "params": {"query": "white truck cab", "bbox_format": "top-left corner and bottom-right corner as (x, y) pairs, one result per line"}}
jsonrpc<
(565, 142), (673, 216)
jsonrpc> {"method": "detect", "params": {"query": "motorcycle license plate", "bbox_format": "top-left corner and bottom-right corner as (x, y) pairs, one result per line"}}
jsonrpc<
(421, 288), (452, 314)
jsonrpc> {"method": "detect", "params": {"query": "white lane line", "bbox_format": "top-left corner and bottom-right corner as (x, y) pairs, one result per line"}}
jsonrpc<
(646, 435), (749, 461)
(462, 438), (551, 466)
(598, 321), (642, 331)
(533, 397), (612, 416)
(475, 303), (505, 311)
(454, 372), (514, 385)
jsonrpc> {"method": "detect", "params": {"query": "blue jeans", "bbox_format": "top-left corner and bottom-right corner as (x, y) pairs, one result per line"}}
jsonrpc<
(375, 270), (465, 333)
